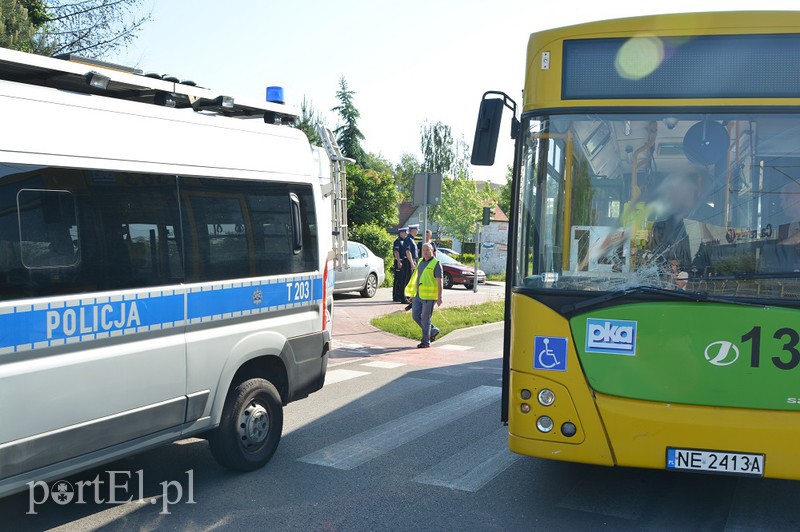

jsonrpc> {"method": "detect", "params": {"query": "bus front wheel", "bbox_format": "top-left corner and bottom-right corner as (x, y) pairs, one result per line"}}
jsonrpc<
(208, 378), (283, 471)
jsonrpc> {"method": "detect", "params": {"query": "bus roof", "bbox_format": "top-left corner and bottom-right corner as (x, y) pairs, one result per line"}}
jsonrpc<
(524, 11), (800, 113)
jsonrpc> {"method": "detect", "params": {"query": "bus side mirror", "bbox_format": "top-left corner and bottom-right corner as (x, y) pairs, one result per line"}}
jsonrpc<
(471, 98), (504, 166)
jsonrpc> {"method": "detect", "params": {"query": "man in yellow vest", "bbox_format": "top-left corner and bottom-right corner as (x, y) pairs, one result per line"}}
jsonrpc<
(404, 242), (443, 348)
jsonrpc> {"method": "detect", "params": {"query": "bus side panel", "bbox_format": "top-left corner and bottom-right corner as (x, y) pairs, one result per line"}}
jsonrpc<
(507, 293), (614, 466)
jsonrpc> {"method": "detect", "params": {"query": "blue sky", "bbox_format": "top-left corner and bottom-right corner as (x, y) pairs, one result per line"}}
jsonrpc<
(113, 0), (800, 182)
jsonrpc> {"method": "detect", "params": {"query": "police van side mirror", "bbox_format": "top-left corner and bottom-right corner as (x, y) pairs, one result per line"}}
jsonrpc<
(471, 97), (504, 166)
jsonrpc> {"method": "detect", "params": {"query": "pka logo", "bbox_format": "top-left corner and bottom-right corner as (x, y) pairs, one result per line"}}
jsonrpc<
(586, 318), (637, 355)
(704, 340), (739, 366)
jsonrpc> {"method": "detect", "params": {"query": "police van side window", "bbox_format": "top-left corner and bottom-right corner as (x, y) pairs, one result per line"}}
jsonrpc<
(17, 189), (79, 269)
(84, 172), (183, 290)
(0, 165), (183, 300)
(180, 177), (318, 282)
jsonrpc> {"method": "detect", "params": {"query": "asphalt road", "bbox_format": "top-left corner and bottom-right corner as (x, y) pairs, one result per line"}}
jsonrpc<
(3, 286), (800, 530)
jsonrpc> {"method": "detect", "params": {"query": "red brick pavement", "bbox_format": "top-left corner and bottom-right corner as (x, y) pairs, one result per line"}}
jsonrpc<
(329, 284), (504, 366)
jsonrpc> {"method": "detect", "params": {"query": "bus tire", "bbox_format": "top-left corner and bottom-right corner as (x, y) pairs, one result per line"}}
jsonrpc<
(208, 378), (283, 472)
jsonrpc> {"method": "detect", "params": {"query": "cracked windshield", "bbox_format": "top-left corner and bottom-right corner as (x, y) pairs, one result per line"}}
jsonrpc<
(517, 113), (800, 299)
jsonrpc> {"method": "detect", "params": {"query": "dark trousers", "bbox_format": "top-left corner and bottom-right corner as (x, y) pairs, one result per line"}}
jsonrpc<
(392, 261), (404, 301)
(396, 261), (413, 302)
(412, 297), (440, 345)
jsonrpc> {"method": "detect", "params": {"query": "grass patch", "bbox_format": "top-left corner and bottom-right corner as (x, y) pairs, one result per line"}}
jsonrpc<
(486, 272), (506, 282)
(370, 300), (504, 341)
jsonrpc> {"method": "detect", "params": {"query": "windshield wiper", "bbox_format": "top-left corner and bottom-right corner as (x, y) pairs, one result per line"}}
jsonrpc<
(560, 285), (736, 315)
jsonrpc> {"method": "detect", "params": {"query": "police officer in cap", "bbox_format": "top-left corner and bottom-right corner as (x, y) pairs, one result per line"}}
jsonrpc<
(400, 225), (419, 304)
(392, 227), (407, 302)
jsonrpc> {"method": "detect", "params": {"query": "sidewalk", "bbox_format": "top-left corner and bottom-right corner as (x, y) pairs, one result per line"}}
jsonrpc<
(329, 283), (505, 361)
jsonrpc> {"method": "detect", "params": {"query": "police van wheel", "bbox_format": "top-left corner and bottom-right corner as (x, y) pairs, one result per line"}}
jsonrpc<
(208, 378), (283, 471)
(361, 273), (378, 298)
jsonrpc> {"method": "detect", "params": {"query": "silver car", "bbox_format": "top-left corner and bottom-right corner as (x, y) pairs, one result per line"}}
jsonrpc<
(333, 241), (385, 298)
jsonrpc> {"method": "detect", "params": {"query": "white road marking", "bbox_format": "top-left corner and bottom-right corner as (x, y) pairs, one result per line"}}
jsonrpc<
(437, 344), (473, 351)
(291, 377), (442, 434)
(298, 386), (501, 470)
(324, 369), (370, 385)
(414, 427), (519, 492)
(361, 361), (405, 369)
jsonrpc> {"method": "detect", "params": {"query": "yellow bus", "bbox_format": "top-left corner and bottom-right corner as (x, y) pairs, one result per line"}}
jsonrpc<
(472, 11), (800, 479)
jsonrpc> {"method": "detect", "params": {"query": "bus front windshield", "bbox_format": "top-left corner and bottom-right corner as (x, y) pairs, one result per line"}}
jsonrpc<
(516, 112), (800, 299)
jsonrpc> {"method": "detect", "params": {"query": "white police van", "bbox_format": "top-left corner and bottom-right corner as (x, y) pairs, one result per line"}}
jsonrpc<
(0, 47), (347, 497)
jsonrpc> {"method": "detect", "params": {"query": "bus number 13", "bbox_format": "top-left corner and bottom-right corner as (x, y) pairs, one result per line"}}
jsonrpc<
(742, 326), (800, 370)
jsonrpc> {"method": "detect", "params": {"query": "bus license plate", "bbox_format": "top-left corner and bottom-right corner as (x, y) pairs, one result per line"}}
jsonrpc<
(666, 448), (764, 477)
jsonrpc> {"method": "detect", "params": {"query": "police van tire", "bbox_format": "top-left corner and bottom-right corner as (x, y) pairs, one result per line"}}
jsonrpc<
(361, 273), (378, 298)
(208, 378), (283, 472)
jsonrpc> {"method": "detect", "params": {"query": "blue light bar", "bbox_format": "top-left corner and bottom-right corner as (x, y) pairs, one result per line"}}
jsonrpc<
(266, 86), (284, 104)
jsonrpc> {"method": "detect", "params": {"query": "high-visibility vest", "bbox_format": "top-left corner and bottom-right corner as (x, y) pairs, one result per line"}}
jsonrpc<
(404, 258), (440, 300)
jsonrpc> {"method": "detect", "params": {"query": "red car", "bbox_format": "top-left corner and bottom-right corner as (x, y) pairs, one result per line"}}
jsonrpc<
(437, 252), (486, 289)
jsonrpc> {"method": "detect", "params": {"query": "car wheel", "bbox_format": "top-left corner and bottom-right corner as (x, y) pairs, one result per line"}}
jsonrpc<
(443, 272), (453, 290)
(208, 378), (283, 471)
(361, 273), (378, 298)
(464, 284), (473, 290)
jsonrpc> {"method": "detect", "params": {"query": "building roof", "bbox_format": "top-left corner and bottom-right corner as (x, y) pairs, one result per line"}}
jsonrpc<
(394, 201), (417, 231)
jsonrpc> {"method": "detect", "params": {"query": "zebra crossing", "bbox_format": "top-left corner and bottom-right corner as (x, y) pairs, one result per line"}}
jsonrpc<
(294, 353), (517, 493)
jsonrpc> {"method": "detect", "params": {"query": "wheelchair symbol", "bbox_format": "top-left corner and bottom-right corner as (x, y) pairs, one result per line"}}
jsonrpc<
(534, 336), (566, 371)
(538, 338), (560, 369)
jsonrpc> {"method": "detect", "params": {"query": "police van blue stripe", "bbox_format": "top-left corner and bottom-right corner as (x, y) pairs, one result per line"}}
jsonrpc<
(0, 275), (323, 353)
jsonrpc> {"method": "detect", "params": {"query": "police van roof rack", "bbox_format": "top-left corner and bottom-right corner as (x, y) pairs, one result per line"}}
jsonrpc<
(317, 125), (353, 272)
(0, 47), (298, 124)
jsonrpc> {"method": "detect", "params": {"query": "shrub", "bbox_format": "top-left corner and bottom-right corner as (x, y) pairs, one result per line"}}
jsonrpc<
(460, 253), (475, 266)
(437, 238), (453, 249)
(349, 223), (395, 286)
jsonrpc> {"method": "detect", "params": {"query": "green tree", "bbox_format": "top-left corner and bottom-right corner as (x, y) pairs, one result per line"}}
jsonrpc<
(0, 0), (39, 51)
(362, 152), (393, 175)
(434, 177), (484, 244)
(40, 0), (150, 58)
(2, 0), (150, 58)
(346, 163), (400, 228)
(452, 135), (472, 180)
(420, 120), (454, 175)
(394, 152), (421, 202)
(498, 165), (513, 216)
(297, 96), (324, 146)
(332, 76), (365, 164)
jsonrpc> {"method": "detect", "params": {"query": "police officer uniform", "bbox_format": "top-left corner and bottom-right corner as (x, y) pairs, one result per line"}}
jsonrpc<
(392, 228), (406, 302)
(398, 226), (418, 304)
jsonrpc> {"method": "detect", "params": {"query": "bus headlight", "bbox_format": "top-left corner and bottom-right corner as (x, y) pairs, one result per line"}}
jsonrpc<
(536, 416), (554, 433)
(561, 422), (577, 437)
(521, 389), (532, 400)
(520, 403), (531, 414)
(538, 388), (555, 406)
